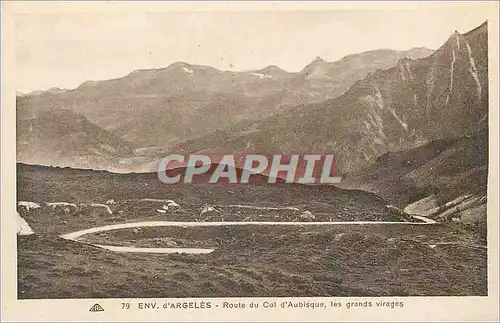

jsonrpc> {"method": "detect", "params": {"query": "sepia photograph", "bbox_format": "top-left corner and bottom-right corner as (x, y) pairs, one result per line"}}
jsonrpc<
(1, 1), (499, 321)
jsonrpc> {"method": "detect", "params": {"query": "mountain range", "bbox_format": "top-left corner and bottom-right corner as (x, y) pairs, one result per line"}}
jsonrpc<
(15, 20), (491, 302)
(16, 22), (488, 180)
(175, 22), (488, 174)
(17, 47), (434, 171)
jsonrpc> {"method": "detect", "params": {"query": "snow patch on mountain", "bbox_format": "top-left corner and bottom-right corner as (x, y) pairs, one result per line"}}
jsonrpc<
(465, 41), (482, 100)
(17, 212), (34, 235)
(365, 86), (406, 131)
(251, 73), (272, 79)
(426, 60), (437, 109)
(18, 201), (41, 212)
(375, 89), (385, 109)
(388, 107), (409, 131)
(446, 49), (456, 104)
(87, 203), (113, 214)
(399, 64), (406, 81)
(47, 202), (78, 208)
(406, 61), (413, 80)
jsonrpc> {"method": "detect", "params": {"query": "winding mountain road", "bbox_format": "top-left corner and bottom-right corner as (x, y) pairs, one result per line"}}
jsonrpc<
(60, 216), (437, 254)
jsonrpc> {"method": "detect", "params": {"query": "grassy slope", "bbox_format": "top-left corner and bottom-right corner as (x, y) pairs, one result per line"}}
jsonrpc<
(18, 226), (486, 299)
(17, 163), (416, 236)
(339, 130), (488, 208)
(16, 164), (487, 298)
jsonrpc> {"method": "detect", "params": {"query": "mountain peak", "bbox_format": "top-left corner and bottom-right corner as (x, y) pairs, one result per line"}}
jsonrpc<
(312, 56), (327, 64)
(464, 20), (488, 36)
(46, 87), (67, 94)
(301, 56), (329, 74)
(168, 61), (192, 68)
(254, 65), (286, 74)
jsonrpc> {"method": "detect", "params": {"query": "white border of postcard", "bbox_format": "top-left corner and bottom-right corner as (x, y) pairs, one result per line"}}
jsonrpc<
(2, 1), (499, 322)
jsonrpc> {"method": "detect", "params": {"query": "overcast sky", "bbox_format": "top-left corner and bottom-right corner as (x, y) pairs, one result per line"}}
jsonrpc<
(14, 3), (491, 93)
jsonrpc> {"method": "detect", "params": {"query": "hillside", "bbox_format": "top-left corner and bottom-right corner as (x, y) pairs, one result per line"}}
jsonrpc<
(339, 129), (488, 225)
(17, 162), (416, 236)
(16, 163), (487, 298)
(16, 48), (432, 169)
(16, 108), (135, 171)
(18, 226), (487, 298)
(176, 22), (488, 175)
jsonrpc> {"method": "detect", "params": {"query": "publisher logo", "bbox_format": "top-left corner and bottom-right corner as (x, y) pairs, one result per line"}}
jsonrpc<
(89, 304), (105, 312)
